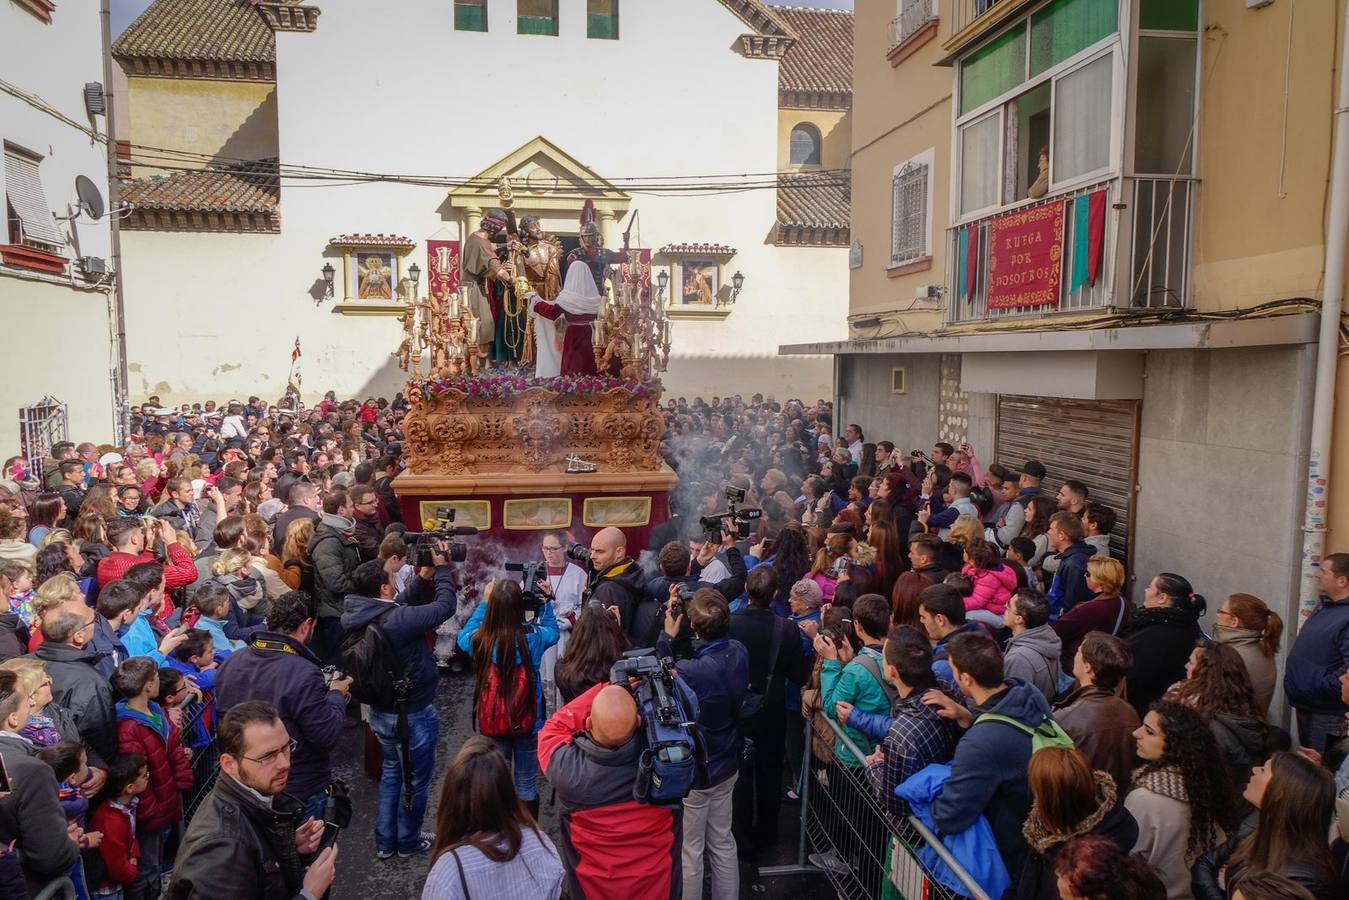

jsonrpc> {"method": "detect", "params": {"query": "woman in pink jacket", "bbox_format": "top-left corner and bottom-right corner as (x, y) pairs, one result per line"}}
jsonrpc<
(962, 537), (1018, 629)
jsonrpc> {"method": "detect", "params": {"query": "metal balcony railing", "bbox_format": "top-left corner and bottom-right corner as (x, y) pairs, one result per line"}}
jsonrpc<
(889, 0), (938, 52)
(1128, 176), (1195, 311)
(949, 0), (1008, 38)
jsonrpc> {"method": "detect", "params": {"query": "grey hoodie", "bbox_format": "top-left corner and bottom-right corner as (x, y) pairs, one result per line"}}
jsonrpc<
(1003, 623), (1062, 702)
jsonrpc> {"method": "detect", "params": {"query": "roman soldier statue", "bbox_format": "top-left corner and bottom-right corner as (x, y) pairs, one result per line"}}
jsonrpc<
(461, 208), (514, 362)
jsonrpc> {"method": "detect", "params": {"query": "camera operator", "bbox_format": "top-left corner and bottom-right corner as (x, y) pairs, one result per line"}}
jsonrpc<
(581, 527), (647, 640)
(214, 590), (353, 823)
(656, 588), (749, 900)
(168, 701), (338, 900)
(339, 543), (457, 859)
(538, 682), (682, 899)
(635, 525), (747, 649)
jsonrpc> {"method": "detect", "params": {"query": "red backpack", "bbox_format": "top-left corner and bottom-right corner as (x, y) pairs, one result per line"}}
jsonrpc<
(476, 634), (536, 738)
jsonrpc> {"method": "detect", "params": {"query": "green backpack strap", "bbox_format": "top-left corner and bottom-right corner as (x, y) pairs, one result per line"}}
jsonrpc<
(974, 712), (1076, 752)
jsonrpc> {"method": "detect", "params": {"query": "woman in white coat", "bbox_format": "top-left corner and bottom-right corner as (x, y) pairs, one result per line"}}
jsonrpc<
(535, 531), (586, 716)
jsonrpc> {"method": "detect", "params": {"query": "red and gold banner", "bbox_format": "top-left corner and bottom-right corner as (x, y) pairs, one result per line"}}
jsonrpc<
(987, 203), (1064, 309)
(618, 248), (651, 303)
(427, 239), (461, 302)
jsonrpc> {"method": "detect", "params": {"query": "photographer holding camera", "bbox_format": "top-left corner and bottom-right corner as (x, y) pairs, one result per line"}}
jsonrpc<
(657, 588), (749, 900)
(214, 590), (353, 824)
(636, 524), (748, 649)
(579, 527), (648, 639)
(538, 681), (683, 899)
(339, 543), (457, 859)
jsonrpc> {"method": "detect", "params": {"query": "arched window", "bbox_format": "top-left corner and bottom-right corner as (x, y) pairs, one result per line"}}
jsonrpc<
(790, 123), (822, 166)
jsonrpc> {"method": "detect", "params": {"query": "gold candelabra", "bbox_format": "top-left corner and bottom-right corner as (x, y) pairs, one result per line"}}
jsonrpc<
(592, 272), (671, 381)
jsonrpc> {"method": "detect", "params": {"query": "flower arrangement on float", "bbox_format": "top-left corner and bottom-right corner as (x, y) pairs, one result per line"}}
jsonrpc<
(419, 366), (658, 401)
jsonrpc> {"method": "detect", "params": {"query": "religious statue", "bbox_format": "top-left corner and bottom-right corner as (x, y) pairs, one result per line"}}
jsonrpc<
(564, 200), (622, 299)
(510, 214), (565, 376)
(461, 209), (515, 363)
(358, 255), (393, 300)
(529, 262), (602, 377)
(394, 302), (421, 373)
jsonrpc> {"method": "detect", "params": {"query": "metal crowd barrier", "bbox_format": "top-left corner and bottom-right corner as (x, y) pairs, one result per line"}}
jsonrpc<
(30, 876), (75, 900)
(761, 714), (990, 900)
(179, 694), (220, 825)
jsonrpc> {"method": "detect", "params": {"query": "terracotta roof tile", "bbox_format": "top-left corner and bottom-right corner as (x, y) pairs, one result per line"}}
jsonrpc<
(773, 6), (853, 104)
(658, 243), (738, 257)
(776, 171), (850, 244)
(112, 0), (275, 64)
(119, 160), (279, 213)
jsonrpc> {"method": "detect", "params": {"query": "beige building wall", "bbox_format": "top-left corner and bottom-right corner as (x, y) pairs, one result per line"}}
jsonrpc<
(1188, 0), (1335, 312)
(125, 76), (277, 171)
(847, 1), (949, 332)
(777, 107), (851, 171)
(0, 278), (115, 451)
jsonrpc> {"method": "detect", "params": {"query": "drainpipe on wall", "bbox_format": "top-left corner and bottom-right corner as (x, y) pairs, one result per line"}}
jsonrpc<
(100, 0), (130, 443)
(1298, 1), (1349, 624)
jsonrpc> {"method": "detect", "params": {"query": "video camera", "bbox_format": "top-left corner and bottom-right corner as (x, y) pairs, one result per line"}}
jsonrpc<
(403, 506), (477, 567)
(505, 560), (547, 613)
(564, 543), (591, 564)
(609, 648), (703, 805)
(698, 485), (762, 541)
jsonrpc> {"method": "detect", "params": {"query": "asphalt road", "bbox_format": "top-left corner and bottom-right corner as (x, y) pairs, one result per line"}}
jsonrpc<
(327, 668), (837, 899)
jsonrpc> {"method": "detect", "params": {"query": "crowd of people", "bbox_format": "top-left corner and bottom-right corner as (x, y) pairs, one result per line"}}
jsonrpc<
(0, 390), (1343, 900)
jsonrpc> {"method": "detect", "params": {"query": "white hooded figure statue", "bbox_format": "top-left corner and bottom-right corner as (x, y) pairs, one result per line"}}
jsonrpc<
(529, 262), (603, 378)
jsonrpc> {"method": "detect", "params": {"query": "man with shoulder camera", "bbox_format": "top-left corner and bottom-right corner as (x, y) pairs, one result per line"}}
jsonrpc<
(168, 701), (338, 900)
(214, 590), (353, 823)
(657, 588), (748, 900)
(539, 682), (683, 900)
(582, 527), (648, 639)
(339, 547), (456, 859)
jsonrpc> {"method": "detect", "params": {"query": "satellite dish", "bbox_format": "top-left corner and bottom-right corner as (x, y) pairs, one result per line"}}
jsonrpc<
(75, 175), (104, 221)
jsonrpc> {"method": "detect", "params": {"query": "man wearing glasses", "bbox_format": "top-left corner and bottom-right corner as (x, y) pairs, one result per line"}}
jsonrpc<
(32, 574), (117, 770)
(349, 485), (384, 561)
(170, 701), (338, 900)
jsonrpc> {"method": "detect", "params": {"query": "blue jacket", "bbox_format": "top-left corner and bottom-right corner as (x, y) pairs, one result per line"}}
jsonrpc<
(1046, 541), (1096, 619)
(90, 614), (128, 679)
(340, 567), (455, 712)
(120, 608), (168, 666)
(658, 631), (749, 788)
(194, 615), (244, 654)
(163, 657), (212, 748)
(458, 598), (559, 732)
(1284, 596), (1349, 714)
(931, 678), (1050, 878)
(932, 622), (984, 684)
(897, 763), (1011, 900)
(214, 630), (348, 803)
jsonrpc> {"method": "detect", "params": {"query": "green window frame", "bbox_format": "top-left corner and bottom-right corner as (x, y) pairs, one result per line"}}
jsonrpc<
(454, 0), (487, 32)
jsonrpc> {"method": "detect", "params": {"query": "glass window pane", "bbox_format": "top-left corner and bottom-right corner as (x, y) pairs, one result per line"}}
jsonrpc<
(960, 25), (1027, 116)
(1005, 82), (1051, 201)
(961, 113), (1002, 215)
(1053, 54), (1113, 183)
(790, 125), (821, 165)
(454, 0), (487, 32)
(1135, 36), (1196, 174)
(518, 0), (558, 35)
(587, 0), (619, 41)
(1030, 0), (1118, 76)
(1140, 0), (1198, 31)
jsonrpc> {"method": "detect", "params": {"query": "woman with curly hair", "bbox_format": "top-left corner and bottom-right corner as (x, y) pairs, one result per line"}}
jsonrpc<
(79, 484), (117, 521)
(1055, 833), (1167, 900)
(769, 524), (813, 616)
(1018, 747), (1139, 900)
(1126, 700), (1234, 898)
(1191, 752), (1342, 900)
(1166, 641), (1271, 799)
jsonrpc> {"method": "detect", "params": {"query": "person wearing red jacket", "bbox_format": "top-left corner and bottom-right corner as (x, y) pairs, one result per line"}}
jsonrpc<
(112, 658), (193, 900)
(538, 682), (681, 900)
(90, 752), (149, 897)
(97, 518), (197, 593)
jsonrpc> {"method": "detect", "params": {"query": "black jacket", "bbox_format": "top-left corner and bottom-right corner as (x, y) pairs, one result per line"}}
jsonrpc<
(214, 632), (347, 803)
(32, 641), (117, 767)
(1017, 780), (1138, 900)
(166, 774), (307, 900)
(308, 522), (362, 620)
(586, 559), (648, 642)
(729, 606), (810, 708)
(269, 507), (318, 557)
(0, 614), (27, 663)
(0, 733), (80, 897)
(1192, 812), (1347, 900)
(636, 548), (750, 649)
(1210, 713), (1270, 799)
(1124, 605), (1202, 717)
(657, 630), (749, 788)
(338, 567), (453, 712)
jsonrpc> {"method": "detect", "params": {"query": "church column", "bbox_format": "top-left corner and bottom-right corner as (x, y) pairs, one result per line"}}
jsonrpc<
(598, 207), (618, 248)
(464, 206), (483, 237)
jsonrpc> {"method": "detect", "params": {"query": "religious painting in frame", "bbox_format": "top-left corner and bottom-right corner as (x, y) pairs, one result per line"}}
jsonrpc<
(677, 259), (718, 307)
(352, 251), (396, 301)
(417, 500), (491, 531)
(583, 496), (652, 528)
(503, 498), (573, 530)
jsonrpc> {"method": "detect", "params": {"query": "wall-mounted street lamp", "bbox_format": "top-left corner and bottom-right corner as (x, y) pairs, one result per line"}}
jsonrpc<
(656, 268), (670, 305)
(321, 262), (335, 300)
(729, 270), (745, 305)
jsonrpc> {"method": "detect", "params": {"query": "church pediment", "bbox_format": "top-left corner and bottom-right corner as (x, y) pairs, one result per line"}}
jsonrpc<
(448, 136), (629, 214)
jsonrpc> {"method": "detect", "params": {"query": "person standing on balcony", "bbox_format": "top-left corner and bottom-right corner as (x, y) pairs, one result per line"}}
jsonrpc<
(1028, 147), (1049, 199)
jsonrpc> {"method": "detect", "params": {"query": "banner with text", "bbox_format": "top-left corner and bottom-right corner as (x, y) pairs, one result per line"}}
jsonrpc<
(987, 203), (1064, 309)
(427, 239), (461, 302)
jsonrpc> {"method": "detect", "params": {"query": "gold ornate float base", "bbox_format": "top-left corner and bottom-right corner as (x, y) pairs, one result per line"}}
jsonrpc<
(401, 382), (665, 475)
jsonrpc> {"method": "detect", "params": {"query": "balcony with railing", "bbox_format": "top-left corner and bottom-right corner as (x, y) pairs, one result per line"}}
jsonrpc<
(889, 0), (939, 55)
(946, 0), (1018, 46)
(944, 175), (1194, 324)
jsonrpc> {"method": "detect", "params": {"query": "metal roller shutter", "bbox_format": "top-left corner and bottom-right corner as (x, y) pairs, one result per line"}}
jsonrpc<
(994, 395), (1139, 564)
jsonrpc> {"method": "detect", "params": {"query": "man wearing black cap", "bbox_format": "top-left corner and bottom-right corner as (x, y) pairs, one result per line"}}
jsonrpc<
(463, 209), (515, 361)
(1019, 460), (1047, 502)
